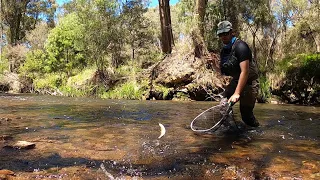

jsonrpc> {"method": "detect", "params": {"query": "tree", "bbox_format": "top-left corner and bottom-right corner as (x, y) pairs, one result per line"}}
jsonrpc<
(121, 0), (154, 60)
(0, 0), (56, 45)
(75, 0), (121, 69)
(158, 0), (174, 54)
(45, 13), (86, 75)
(240, 0), (274, 70)
(175, 0), (209, 57)
(26, 22), (50, 50)
(1, 0), (30, 45)
(193, 0), (208, 57)
(287, 0), (320, 53)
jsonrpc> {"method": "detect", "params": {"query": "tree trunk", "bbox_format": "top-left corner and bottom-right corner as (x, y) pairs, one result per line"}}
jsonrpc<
(158, 0), (173, 54)
(1, 0), (29, 45)
(309, 26), (320, 53)
(0, 0), (3, 62)
(192, 0), (208, 58)
(197, 0), (207, 38)
(267, 31), (279, 68)
(223, 0), (239, 35)
(314, 33), (320, 53)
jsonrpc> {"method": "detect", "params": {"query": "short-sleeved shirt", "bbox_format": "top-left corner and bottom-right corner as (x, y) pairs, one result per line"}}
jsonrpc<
(220, 39), (258, 82)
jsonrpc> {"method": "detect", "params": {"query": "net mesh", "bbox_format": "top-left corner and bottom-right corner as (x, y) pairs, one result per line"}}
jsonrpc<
(190, 99), (231, 132)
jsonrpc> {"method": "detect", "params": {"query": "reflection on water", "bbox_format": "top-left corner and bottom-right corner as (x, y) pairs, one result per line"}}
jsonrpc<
(0, 94), (319, 179)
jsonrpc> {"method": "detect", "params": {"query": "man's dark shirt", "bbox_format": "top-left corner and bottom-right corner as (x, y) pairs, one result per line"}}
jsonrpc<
(220, 39), (258, 82)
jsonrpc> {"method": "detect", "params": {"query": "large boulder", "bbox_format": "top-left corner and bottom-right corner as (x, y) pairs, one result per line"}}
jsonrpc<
(148, 53), (228, 101)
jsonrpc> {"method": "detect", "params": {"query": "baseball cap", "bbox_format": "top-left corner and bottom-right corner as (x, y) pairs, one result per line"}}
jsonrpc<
(216, 21), (232, 35)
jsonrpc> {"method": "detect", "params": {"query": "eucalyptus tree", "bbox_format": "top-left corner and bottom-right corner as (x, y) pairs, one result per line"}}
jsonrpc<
(158, 0), (174, 54)
(121, 0), (154, 60)
(26, 22), (50, 50)
(0, 0), (56, 45)
(280, 0), (320, 54)
(175, 0), (209, 57)
(239, 0), (274, 69)
(70, 0), (123, 70)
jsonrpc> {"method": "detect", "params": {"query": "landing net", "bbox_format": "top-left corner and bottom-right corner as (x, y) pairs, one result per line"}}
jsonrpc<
(190, 101), (233, 132)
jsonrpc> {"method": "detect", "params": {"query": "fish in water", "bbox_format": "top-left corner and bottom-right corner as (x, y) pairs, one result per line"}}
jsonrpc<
(158, 123), (166, 139)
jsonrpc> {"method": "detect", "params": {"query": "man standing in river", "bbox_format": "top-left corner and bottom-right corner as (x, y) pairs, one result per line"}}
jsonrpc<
(208, 20), (260, 127)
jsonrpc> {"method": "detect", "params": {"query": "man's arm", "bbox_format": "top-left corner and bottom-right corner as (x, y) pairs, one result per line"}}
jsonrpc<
(228, 59), (249, 103)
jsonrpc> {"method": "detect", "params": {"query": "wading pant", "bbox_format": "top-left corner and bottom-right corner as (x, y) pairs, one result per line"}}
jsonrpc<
(223, 79), (259, 127)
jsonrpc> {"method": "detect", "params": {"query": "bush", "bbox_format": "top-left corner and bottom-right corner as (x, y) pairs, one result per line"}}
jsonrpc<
(299, 54), (320, 81)
(271, 53), (320, 104)
(19, 49), (47, 78)
(257, 75), (271, 103)
(33, 74), (63, 90)
(101, 80), (148, 100)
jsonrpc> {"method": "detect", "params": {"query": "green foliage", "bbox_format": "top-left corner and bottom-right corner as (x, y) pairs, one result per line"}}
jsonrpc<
(275, 53), (320, 79)
(299, 54), (320, 80)
(271, 53), (320, 104)
(176, 0), (196, 35)
(60, 68), (97, 97)
(67, 68), (96, 85)
(32, 68), (98, 97)
(257, 75), (271, 103)
(19, 49), (47, 78)
(45, 12), (86, 74)
(173, 91), (189, 101)
(59, 86), (95, 97)
(73, 0), (121, 69)
(153, 84), (172, 99)
(101, 81), (146, 100)
(121, 0), (154, 59)
(204, 1), (222, 51)
(285, 53), (320, 91)
(33, 73), (63, 90)
(137, 49), (163, 68)
(0, 59), (9, 74)
(284, 21), (317, 56)
(0, 51), (9, 74)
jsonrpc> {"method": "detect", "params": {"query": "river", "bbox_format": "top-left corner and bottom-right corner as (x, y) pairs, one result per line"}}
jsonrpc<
(0, 94), (319, 179)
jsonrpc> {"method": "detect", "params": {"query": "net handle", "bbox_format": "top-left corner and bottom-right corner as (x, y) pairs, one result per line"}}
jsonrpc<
(190, 102), (234, 132)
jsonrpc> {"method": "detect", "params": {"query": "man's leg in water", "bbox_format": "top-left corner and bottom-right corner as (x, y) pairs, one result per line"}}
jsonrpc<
(239, 80), (260, 127)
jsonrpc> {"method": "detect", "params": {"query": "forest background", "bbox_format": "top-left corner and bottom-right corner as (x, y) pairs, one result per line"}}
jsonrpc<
(0, 0), (319, 105)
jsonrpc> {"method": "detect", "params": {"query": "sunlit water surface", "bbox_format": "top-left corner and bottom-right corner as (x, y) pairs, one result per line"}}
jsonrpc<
(0, 94), (319, 179)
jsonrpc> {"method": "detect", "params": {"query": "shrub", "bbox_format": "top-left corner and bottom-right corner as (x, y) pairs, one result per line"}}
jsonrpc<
(101, 81), (146, 100)
(33, 73), (63, 90)
(257, 75), (271, 103)
(271, 53), (320, 104)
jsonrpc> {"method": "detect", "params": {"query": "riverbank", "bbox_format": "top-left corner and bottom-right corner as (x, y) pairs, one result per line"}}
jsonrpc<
(0, 53), (319, 105)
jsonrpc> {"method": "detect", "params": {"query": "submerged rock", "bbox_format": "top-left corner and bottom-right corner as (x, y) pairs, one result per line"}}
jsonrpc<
(4, 141), (35, 149)
(0, 169), (15, 179)
(0, 135), (13, 141)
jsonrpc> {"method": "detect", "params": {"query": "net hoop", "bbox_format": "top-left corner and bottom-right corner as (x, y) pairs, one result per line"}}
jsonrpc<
(190, 103), (233, 133)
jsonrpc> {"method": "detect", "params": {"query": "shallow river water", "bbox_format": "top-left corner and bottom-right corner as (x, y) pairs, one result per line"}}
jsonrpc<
(0, 94), (319, 179)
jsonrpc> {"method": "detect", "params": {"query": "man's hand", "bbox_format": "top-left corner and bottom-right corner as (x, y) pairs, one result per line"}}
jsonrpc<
(228, 93), (240, 104)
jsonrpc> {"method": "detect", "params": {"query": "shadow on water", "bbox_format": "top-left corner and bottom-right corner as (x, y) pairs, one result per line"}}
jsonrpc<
(0, 94), (319, 179)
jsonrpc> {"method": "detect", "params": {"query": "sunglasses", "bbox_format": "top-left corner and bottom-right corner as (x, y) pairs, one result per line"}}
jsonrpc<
(218, 32), (230, 37)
